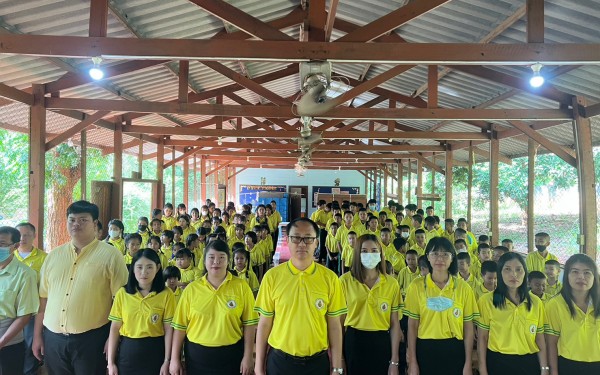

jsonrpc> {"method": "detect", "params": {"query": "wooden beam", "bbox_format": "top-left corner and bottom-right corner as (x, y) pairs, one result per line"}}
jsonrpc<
(445, 150), (453, 217)
(584, 102), (600, 118)
(527, 139), (538, 252)
(408, 153), (445, 175)
(183, 156), (189, 207)
(178, 61), (189, 104)
(45, 110), (110, 151)
(313, 96), (387, 131)
(0, 83), (33, 105)
(490, 132), (500, 245)
(3, 35), (600, 64)
(44, 98), (572, 121)
(80, 129), (87, 200)
(526, 0), (544, 43)
(28, 84), (46, 247)
(572, 96), (597, 258)
(357, 170), (375, 183)
(206, 161), (233, 177)
(467, 144), (474, 225)
(336, 0), (451, 42)
(89, 0), (109, 37)
(324, 0), (339, 41)
(224, 92), (296, 131)
(164, 147), (202, 169)
(471, 145), (513, 165)
(228, 167), (247, 180)
(156, 138), (165, 208)
(508, 120), (577, 167)
(200, 156), (206, 203)
(416, 159), (423, 208)
(397, 161), (403, 205)
(427, 65), (438, 108)
(112, 123), (123, 219)
(307, 0), (326, 41)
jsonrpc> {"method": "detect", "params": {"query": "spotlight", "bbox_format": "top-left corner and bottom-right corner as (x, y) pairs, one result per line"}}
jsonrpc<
(217, 137), (223, 146)
(89, 57), (104, 80)
(529, 63), (544, 88)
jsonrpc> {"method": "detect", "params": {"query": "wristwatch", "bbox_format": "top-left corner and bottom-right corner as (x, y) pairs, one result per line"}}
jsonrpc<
(332, 368), (344, 374)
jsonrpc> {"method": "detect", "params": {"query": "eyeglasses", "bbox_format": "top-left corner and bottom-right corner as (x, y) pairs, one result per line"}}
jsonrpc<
(428, 251), (452, 260)
(0, 242), (14, 248)
(289, 236), (317, 244)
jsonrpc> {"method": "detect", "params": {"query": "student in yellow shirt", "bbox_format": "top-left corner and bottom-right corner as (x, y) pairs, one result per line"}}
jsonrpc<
(340, 233), (403, 375)
(137, 216), (151, 248)
(170, 240), (258, 375)
(411, 229), (427, 256)
(162, 203), (177, 231)
(341, 231), (358, 274)
(124, 233), (142, 269)
(189, 208), (202, 230)
(174, 248), (201, 288)
(397, 250), (420, 298)
(501, 238), (514, 252)
(163, 265), (182, 305)
(492, 246), (509, 263)
(382, 229), (405, 274)
(526, 232), (559, 273)
(457, 252), (480, 291)
(150, 218), (163, 238)
(231, 245), (260, 296)
(545, 254), (600, 374)
(106, 219), (126, 254)
(148, 235), (168, 270)
(528, 271), (549, 302)
(423, 216), (439, 243)
(326, 222), (340, 275)
(245, 231), (264, 281)
(476, 252), (548, 375)
(456, 219), (477, 253)
(365, 215), (380, 236)
(160, 230), (174, 260)
(228, 224), (246, 249)
(473, 244), (493, 280)
(476, 261), (498, 301)
(442, 218), (456, 243)
(544, 259), (562, 297)
(172, 225), (183, 245)
(177, 215), (195, 242)
(107, 250), (175, 375)
(404, 237), (478, 375)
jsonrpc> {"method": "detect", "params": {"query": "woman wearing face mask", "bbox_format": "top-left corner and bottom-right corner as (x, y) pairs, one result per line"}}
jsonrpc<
(105, 219), (125, 255)
(404, 237), (478, 375)
(340, 234), (403, 375)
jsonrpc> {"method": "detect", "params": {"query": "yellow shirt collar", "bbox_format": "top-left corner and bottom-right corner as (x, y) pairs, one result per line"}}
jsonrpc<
(287, 260), (317, 275)
(69, 238), (99, 256)
(425, 273), (455, 291)
(200, 272), (233, 290)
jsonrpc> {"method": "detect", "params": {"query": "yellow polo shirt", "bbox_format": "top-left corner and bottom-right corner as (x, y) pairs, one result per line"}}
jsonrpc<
(397, 266), (420, 297)
(340, 273), (402, 331)
(172, 273), (258, 346)
(109, 287), (175, 338)
(342, 243), (354, 268)
(254, 261), (347, 356)
(382, 243), (406, 273)
(525, 251), (558, 273)
(235, 267), (260, 294)
(474, 282), (494, 301)
(249, 244), (265, 267)
(410, 243), (426, 256)
(335, 223), (364, 249)
(325, 233), (339, 254)
(545, 280), (562, 297)
(163, 216), (177, 231)
(460, 273), (480, 292)
(39, 239), (128, 334)
(545, 294), (600, 362)
(404, 274), (478, 340)
(178, 264), (201, 284)
(476, 292), (545, 355)
(14, 247), (47, 281)
(107, 238), (125, 255)
(250, 216), (273, 232)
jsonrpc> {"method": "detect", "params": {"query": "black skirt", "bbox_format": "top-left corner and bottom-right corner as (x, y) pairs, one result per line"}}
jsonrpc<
(486, 349), (539, 375)
(118, 336), (165, 375)
(415, 338), (465, 375)
(184, 339), (244, 375)
(344, 327), (391, 375)
(558, 356), (600, 375)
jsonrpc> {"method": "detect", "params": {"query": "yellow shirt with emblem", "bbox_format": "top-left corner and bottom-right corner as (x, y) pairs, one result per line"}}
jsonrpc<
(14, 247), (47, 281)
(254, 261), (347, 357)
(397, 266), (420, 297)
(525, 251), (558, 273)
(544, 294), (600, 362)
(107, 238), (125, 255)
(340, 273), (403, 331)
(403, 274), (479, 340)
(476, 292), (545, 355)
(172, 273), (258, 346)
(108, 287), (175, 338)
(39, 239), (129, 334)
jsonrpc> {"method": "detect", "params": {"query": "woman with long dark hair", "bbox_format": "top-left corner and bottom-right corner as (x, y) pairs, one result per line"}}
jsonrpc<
(545, 253), (600, 375)
(476, 252), (548, 375)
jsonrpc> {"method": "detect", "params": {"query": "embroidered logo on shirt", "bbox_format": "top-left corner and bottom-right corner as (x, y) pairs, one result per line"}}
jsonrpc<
(227, 300), (237, 309)
(315, 298), (325, 310)
(151, 313), (159, 324)
(453, 308), (461, 318)
(529, 324), (537, 334)
(380, 302), (389, 312)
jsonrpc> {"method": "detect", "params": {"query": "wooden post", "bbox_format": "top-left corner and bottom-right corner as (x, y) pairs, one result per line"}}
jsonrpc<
(156, 138), (165, 208)
(428, 65), (438, 108)
(527, 139), (538, 252)
(383, 164), (388, 204)
(467, 144), (474, 225)
(416, 159), (423, 208)
(407, 159), (412, 204)
(183, 157), (189, 207)
(573, 96), (597, 258)
(112, 122), (123, 219)
(193, 155), (198, 207)
(80, 129), (87, 200)
(397, 161), (403, 205)
(137, 135), (143, 178)
(29, 84), (46, 247)
(431, 155), (436, 210)
(171, 148), (176, 205)
(445, 150), (453, 219)
(490, 133), (500, 246)
(200, 156), (207, 204)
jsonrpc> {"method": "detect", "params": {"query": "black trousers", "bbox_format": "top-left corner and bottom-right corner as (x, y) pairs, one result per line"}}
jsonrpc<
(184, 339), (243, 375)
(326, 255), (339, 275)
(118, 336), (164, 375)
(267, 348), (330, 375)
(398, 315), (408, 375)
(486, 350), (539, 375)
(558, 356), (600, 375)
(344, 327), (390, 375)
(318, 229), (327, 263)
(0, 341), (24, 375)
(43, 324), (110, 375)
(415, 338), (465, 375)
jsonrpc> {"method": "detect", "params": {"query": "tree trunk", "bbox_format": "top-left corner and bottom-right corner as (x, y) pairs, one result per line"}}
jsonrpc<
(47, 164), (81, 249)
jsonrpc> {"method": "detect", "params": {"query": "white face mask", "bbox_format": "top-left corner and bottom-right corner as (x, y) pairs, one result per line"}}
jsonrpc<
(401, 232), (409, 239)
(360, 253), (381, 269)
(109, 230), (120, 239)
(369, 205), (376, 211)
(456, 247), (467, 253)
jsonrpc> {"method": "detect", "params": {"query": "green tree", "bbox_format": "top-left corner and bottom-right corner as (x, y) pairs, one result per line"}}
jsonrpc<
(0, 130), (29, 223)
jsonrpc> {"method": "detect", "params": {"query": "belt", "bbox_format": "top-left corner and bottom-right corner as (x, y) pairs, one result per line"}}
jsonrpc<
(272, 348), (327, 362)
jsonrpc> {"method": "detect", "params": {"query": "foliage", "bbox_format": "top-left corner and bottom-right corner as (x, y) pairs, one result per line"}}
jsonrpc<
(0, 130), (29, 223)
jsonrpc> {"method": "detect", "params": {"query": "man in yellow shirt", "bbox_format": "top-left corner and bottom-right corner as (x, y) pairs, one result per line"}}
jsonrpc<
(0, 226), (39, 375)
(526, 232), (558, 272)
(33, 201), (128, 375)
(254, 218), (346, 375)
(14, 222), (46, 375)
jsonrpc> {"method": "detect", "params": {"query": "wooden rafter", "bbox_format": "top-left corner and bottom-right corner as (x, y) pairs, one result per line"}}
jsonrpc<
(313, 96), (387, 131)
(307, 0), (326, 41)
(89, 0), (108, 37)
(45, 110), (110, 151)
(0, 83), (33, 105)
(526, 0), (544, 43)
(324, 0), (339, 41)
(508, 120), (577, 167)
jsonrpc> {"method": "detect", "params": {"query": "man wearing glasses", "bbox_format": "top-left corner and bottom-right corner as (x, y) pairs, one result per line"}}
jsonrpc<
(0, 226), (39, 374)
(254, 218), (347, 375)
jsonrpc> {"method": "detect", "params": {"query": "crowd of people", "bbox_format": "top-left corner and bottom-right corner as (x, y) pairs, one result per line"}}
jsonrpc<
(0, 198), (598, 375)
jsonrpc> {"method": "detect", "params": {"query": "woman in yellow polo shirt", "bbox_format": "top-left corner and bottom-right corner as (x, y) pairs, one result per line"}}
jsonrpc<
(545, 254), (600, 375)
(170, 239), (258, 375)
(476, 252), (548, 375)
(107, 249), (175, 375)
(106, 219), (125, 254)
(340, 234), (403, 375)
(404, 237), (478, 375)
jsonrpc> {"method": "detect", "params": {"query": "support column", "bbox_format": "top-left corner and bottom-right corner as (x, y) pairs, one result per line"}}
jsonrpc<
(80, 129), (87, 200)
(171, 148), (176, 205)
(527, 139), (538, 252)
(112, 122), (123, 219)
(407, 160), (412, 204)
(416, 159), (423, 208)
(193, 155), (198, 207)
(183, 157), (189, 207)
(431, 156), (436, 210)
(156, 138), (165, 209)
(200, 156), (207, 204)
(29, 84), (46, 247)
(137, 135), (143, 178)
(445, 150), (453, 219)
(573, 96), (598, 258)
(383, 164), (388, 204)
(467, 144), (474, 225)
(490, 134), (500, 246)
(397, 161), (403, 205)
